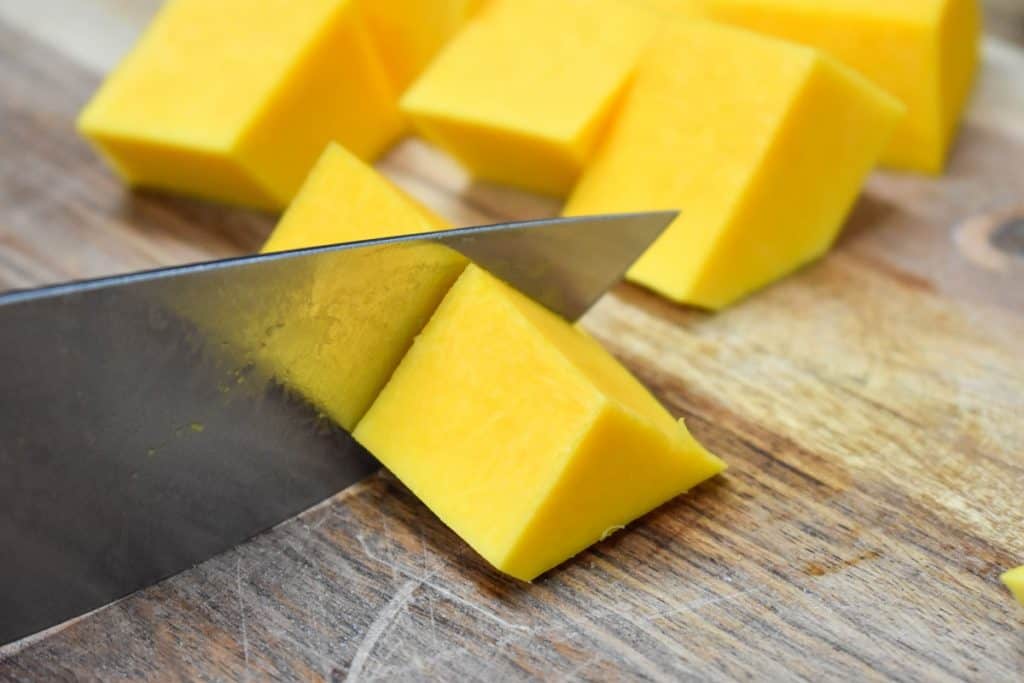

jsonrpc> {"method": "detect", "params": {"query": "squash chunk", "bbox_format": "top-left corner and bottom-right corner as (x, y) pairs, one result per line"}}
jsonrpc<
(1002, 566), (1024, 606)
(400, 0), (658, 196)
(262, 143), (447, 254)
(78, 0), (404, 210)
(354, 264), (725, 581)
(634, 0), (710, 18)
(362, 0), (486, 91)
(248, 143), (462, 430)
(565, 22), (903, 309)
(707, 0), (980, 172)
(247, 244), (467, 431)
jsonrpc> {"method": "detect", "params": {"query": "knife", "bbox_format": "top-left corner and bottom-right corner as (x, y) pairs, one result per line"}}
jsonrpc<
(0, 211), (676, 645)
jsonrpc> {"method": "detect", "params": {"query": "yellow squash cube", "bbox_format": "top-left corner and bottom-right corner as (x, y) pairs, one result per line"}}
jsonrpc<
(707, 0), (980, 173)
(401, 0), (658, 196)
(565, 23), (904, 309)
(244, 243), (467, 431)
(78, 0), (405, 211)
(354, 264), (725, 581)
(245, 143), (462, 430)
(362, 0), (486, 91)
(262, 143), (448, 254)
(1002, 566), (1024, 606)
(172, 144), (461, 430)
(633, 0), (710, 17)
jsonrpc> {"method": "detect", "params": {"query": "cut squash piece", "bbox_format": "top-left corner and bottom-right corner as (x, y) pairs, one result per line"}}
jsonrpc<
(362, 0), (487, 91)
(262, 143), (448, 254)
(78, 0), (404, 210)
(1002, 566), (1024, 606)
(174, 144), (465, 430)
(251, 143), (462, 429)
(354, 264), (725, 581)
(177, 241), (466, 431)
(633, 0), (710, 18)
(245, 243), (467, 430)
(707, 0), (980, 172)
(401, 0), (658, 196)
(565, 22), (904, 309)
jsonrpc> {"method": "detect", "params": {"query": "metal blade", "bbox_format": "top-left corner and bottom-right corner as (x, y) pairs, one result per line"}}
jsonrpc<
(0, 211), (675, 644)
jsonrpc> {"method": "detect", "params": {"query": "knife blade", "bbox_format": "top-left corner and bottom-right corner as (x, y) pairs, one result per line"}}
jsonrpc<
(0, 211), (676, 645)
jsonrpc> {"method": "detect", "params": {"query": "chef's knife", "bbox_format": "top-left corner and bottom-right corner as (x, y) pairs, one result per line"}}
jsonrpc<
(0, 211), (676, 645)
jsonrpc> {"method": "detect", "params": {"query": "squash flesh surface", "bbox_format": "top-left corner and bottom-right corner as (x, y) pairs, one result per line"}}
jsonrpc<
(565, 22), (903, 308)
(362, 0), (487, 91)
(77, 0), (403, 209)
(181, 143), (466, 431)
(354, 265), (725, 580)
(1002, 566), (1024, 606)
(400, 0), (659, 195)
(707, 0), (980, 172)
(262, 143), (447, 254)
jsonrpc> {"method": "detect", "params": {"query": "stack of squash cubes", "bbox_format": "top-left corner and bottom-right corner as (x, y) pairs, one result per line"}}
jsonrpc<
(77, 0), (980, 581)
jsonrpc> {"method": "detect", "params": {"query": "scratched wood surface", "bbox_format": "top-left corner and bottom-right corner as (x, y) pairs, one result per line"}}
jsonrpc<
(0, 1), (1022, 680)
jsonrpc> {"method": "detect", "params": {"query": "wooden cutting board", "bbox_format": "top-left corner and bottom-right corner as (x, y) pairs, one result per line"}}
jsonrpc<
(1, 2), (1022, 680)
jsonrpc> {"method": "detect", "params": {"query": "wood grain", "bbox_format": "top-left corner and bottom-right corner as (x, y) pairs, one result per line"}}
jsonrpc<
(1, 2), (1023, 680)
(983, 0), (1024, 45)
